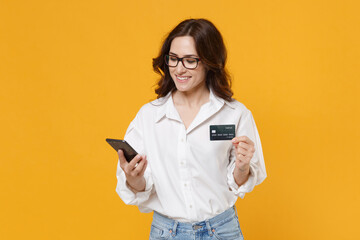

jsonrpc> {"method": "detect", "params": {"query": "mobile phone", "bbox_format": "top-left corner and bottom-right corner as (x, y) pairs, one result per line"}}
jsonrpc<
(106, 138), (138, 162)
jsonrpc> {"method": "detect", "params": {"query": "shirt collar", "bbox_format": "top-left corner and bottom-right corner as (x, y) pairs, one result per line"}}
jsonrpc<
(154, 92), (175, 123)
(154, 88), (236, 123)
(209, 88), (237, 110)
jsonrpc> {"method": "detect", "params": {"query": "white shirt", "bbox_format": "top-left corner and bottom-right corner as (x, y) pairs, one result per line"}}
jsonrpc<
(116, 89), (267, 222)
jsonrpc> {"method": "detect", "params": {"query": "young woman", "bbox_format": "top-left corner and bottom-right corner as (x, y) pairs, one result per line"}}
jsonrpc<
(116, 18), (267, 240)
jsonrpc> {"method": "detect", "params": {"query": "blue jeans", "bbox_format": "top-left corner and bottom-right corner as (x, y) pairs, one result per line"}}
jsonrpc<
(149, 206), (244, 240)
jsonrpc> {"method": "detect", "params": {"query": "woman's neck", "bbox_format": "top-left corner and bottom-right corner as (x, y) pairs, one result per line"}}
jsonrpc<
(172, 84), (210, 108)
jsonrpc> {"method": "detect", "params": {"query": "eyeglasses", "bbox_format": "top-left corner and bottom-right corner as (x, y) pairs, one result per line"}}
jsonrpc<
(165, 54), (201, 70)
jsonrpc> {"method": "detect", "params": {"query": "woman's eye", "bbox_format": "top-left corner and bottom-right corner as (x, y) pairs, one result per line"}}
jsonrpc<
(169, 56), (178, 61)
(186, 59), (196, 64)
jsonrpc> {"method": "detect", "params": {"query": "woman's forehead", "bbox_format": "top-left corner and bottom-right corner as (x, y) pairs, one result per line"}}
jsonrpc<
(169, 36), (198, 56)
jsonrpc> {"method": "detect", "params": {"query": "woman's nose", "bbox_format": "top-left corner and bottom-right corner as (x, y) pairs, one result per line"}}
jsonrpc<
(175, 61), (187, 73)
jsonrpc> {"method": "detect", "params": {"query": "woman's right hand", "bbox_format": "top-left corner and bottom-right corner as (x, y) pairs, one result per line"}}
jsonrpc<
(118, 150), (148, 193)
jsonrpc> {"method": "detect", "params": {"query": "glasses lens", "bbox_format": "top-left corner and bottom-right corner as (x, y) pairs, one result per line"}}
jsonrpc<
(166, 55), (178, 67)
(183, 57), (198, 69)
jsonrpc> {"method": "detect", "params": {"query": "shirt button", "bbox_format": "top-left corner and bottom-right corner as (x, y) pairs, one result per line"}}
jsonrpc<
(181, 138), (184, 142)
(189, 205), (192, 208)
(180, 162), (184, 165)
(184, 183), (187, 187)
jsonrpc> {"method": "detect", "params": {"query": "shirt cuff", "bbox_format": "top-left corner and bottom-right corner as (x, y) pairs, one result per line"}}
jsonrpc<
(129, 172), (153, 199)
(116, 168), (154, 205)
(228, 163), (257, 199)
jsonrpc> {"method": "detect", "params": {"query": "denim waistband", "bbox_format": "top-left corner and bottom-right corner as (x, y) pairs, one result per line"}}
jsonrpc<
(152, 206), (237, 235)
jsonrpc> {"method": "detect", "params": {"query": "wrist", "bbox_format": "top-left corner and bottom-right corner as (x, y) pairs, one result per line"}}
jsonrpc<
(233, 167), (250, 187)
(126, 178), (146, 193)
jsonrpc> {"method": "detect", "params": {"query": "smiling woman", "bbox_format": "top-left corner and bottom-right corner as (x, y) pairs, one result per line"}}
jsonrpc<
(167, 36), (207, 95)
(115, 18), (267, 240)
(153, 18), (233, 101)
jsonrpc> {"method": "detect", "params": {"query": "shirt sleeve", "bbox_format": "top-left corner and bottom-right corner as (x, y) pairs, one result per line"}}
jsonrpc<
(227, 109), (267, 199)
(115, 110), (155, 205)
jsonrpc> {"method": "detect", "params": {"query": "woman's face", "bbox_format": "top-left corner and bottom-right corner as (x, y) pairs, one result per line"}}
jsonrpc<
(168, 36), (207, 94)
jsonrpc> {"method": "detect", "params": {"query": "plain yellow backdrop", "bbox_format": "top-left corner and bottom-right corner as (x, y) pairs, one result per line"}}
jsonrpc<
(1, 0), (359, 239)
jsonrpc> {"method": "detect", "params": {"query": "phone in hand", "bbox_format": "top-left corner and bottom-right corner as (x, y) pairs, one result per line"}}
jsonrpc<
(106, 138), (138, 163)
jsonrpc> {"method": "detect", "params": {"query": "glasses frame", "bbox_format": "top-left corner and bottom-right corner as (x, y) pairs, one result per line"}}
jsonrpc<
(165, 54), (201, 70)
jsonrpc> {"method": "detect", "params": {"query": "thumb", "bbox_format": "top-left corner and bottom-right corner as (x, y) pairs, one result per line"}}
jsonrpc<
(117, 149), (127, 168)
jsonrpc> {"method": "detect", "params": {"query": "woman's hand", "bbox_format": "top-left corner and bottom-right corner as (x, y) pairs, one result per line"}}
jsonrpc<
(118, 150), (148, 193)
(231, 136), (255, 186)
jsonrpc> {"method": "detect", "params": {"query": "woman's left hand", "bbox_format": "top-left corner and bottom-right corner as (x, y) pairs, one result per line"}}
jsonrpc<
(231, 136), (255, 185)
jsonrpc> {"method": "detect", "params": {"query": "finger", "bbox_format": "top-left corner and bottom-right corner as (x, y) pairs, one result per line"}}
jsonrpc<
(236, 146), (248, 156)
(232, 136), (247, 144)
(236, 146), (254, 162)
(238, 142), (255, 154)
(139, 159), (148, 176)
(126, 154), (143, 172)
(238, 143), (255, 155)
(241, 136), (255, 146)
(135, 156), (147, 177)
(237, 152), (251, 163)
(236, 142), (251, 151)
(236, 152), (246, 163)
(130, 159), (145, 176)
(232, 136), (254, 146)
(133, 156), (146, 170)
(118, 150), (128, 168)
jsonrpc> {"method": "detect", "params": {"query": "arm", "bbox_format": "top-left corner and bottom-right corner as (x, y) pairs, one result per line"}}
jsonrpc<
(227, 109), (267, 198)
(115, 110), (155, 205)
(118, 150), (147, 193)
(231, 136), (254, 187)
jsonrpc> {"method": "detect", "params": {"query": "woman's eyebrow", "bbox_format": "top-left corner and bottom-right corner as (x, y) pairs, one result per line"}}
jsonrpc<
(169, 52), (198, 57)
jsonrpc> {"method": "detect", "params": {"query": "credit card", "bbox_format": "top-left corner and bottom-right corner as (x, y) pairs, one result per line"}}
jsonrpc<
(210, 124), (235, 141)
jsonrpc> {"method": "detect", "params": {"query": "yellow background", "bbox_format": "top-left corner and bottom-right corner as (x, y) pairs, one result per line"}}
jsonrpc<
(1, 0), (359, 239)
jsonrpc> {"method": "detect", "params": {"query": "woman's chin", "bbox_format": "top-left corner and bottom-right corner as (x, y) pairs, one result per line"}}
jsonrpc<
(174, 83), (190, 92)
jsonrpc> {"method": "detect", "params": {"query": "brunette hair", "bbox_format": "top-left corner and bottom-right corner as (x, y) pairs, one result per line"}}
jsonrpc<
(152, 18), (233, 101)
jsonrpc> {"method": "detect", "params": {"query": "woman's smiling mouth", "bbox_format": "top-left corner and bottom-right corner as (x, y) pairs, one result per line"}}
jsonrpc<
(176, 75), (191, 82)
